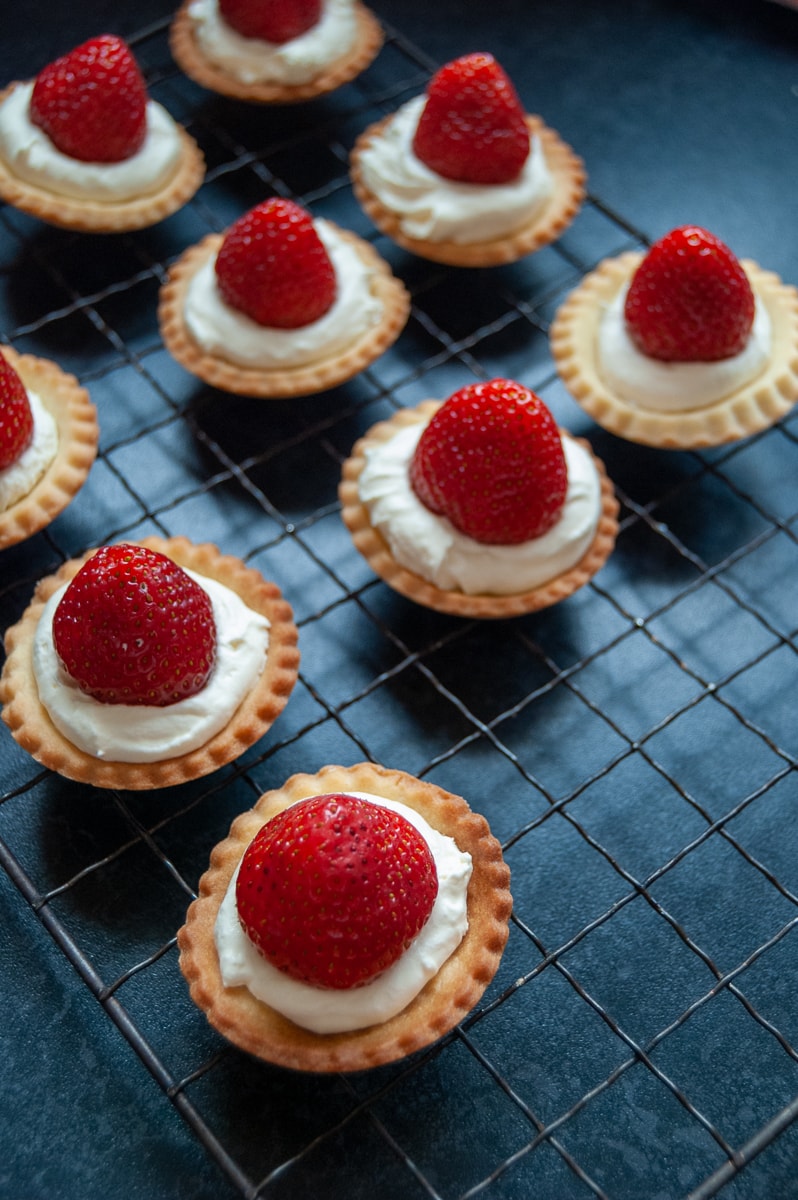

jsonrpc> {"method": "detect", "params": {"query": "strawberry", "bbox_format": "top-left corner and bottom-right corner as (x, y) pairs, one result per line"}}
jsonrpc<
(215, 198), (337, 329)
(412, 52), (530, 185)
(410, 379), (568, 545)
(218, 0), (322, 43)
(29, 34), (147, 164)
(235, 793), (439, 989)
(623, 225), (755, 362)
(0, 354), (34, 471)
(52, 544), (216, 707)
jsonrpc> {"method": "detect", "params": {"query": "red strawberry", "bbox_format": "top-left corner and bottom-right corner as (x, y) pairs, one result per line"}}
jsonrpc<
(235, 793), (439, 989)
(52, 544), (216, 707)
(0, 354), (34, 471)
(218, 0), (322, 43)
(410, 379), (568, 545)
(215, 198), (337, 329)
(623, 225), (755, 362)
(412, 52), (530, 185)
(29, 34), (147, 164)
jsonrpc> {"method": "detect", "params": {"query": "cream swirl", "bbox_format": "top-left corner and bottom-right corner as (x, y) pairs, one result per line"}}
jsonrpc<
(0, 390), (57, 512)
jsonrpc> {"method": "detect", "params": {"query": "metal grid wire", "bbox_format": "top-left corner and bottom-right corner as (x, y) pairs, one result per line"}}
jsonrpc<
(2, 13), (798, 1200)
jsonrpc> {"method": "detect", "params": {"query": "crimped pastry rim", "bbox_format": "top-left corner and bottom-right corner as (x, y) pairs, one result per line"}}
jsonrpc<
(169, 1), (383, 104)
(338, 400), (619, 619)
(0, 536), (300, 790)
(350, 113), (586, 268)
(157, 223), (410, 398)
(0, 347), (98, 550)
(0, 83), (205, 233)
(177, 761), (513, 1073)
(550, 253), (798, 449)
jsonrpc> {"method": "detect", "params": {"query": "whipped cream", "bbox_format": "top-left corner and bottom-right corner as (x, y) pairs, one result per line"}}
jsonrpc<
(0, 81), (183, 202)
(598, 281), (772, 412)
(187, 0), (358, 85)
(32, 569), (270, 762)
(0, 390), (57, 512)
(215, 790), (472, 1034)
(359, 423), (600, 595)
(184, 219), (384, 368)
(356, 94), (554, 245)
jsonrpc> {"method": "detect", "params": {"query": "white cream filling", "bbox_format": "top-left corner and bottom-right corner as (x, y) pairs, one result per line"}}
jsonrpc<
(32, 569), (270, 763)
(356, 94), (554, 245)
(359, 424), (600, 595)
(0, 81), (183, 202)
(597, 282), (772, 412)
(0, 390), (57, 512)
(215, 790), (472, 1034)
(184, 219), (383, 368)
(187, 0), (358, 84)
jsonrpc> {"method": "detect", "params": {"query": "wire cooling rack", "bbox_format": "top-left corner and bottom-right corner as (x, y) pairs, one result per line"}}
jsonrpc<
(2, 11), (798, 1200)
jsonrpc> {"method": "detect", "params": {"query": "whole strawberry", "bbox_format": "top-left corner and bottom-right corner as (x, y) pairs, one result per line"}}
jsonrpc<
(215, 198), (337, 329)
(0, 354), (34, 471)
(52, 544), (217, 707)
(29, 34), (147, 164)
(623, 225), (755, 362)
(410, 379), (568, 545)
(236, 793), (439, 989)
(219, 0), (322, 43)
(412, 52), (530, 185)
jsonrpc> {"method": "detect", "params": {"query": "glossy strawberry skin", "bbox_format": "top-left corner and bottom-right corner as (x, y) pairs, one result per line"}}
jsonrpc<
(218, 0), (322, 43)
(412, 52), (530, 185)
(235, 793), (439, 990)
(410, 379), (568, 545)
(0, 355), (34, 471)
(52, 544), (217, 707)
(29, 34), (147, 164)
(215, 198), (337, 329)
(623, 225), (756, 362)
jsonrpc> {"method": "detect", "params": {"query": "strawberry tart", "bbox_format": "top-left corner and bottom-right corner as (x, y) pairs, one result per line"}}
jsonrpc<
(158, 196), (410, 398)
(170, 0), (383, 104)
(0, 34), (205, 233)
(350, 52), (586, 268)
(0, 537), (299, 789)
(0, 346), (97, 550)
(339, 378), (619, 619)
(550, 224), (798, 448)
(177, 761), (512, 1072)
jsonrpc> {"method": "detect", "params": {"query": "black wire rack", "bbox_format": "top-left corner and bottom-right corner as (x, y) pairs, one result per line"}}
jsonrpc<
(2, 10), (798, 1200)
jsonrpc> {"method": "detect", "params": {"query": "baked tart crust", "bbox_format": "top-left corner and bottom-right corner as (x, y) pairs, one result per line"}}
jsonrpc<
(350, 114), (586, 268)
(177, 761), (513, 1073)
(157, 223), (410, 398)
(550, 253), (798, 449)
(0, 346), (98, 550)
(339, 401), (619, 619)
(169, 1), (383, 104)
(0, 536), (300, 790)
(0, 83), (205, 234)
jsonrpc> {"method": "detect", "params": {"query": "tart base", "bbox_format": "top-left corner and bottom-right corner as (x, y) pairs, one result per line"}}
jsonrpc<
(339, 401), (619, 619)
(0, 536), (300, 790)
(350, 114), (586, 268)
(177, 761), (512, 1073)
(550, 253), (798, 449)
(157, 223), (410, 398)
(169, 1), (383, 104)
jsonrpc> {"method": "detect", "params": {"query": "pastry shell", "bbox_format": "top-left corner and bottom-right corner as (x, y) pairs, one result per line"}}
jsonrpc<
(0, 536), (300, 790)
(339, 401), (619, 619)
(0, 83), (205, 234)
(158, 222), (410, 398)
(0, 346), (98, 550)
(177, 761), (513, 1073)
(550, 252), (798, 449)
(350, 114), (586, 268)
(169, 1), (383, 104)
